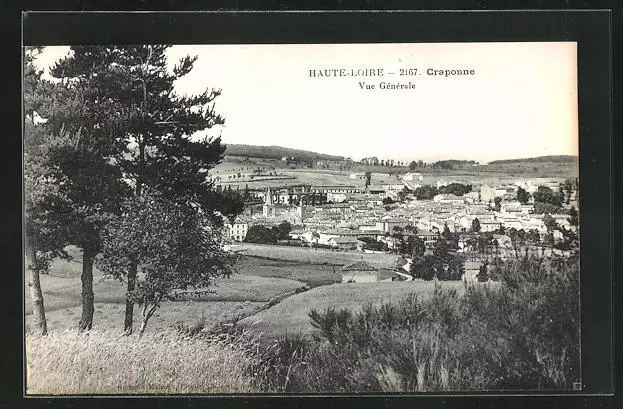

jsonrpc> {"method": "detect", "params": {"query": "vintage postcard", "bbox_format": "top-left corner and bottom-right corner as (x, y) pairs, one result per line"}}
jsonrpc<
(24, 41), (581, 394)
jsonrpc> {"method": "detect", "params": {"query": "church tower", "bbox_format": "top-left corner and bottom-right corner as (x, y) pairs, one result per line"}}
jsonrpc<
(263, 186), (273, 217)
(265, 186), (273, 205)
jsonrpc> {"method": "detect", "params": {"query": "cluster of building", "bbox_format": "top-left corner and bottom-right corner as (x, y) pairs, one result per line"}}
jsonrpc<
(224, 175), (576, 252)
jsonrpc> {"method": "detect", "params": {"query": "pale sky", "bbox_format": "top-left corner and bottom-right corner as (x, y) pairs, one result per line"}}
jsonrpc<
(34, 42), (578, 164)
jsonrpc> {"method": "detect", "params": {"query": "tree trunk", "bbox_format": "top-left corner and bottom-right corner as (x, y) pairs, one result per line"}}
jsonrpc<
(123, 263), (137, 335)
(78, 247), (95, 331)
(138, 317), (148, 336)
(27, 247), (48, 335)
(137, 303), (151, 337)
(138, 298), (161, 337)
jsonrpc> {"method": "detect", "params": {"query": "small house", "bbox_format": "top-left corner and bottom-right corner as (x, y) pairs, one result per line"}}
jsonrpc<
(341, 260), (380, 283)
(416, 230), (439, 247)
(329, 236), (364, 251)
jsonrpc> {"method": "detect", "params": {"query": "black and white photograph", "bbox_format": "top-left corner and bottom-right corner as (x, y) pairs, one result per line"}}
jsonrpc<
(24, 39), (584, 395)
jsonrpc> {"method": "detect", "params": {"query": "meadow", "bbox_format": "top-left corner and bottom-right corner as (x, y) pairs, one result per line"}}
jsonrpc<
(24, 251), (307, 333)
(235, 256), (340, 288)
(238, 280), (466, 340)
(212, 155), (576, 191)
(24, 242), (426, 336)
(230, 243), (400, 268)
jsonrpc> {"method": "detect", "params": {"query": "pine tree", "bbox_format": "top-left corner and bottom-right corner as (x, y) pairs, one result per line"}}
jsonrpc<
(50, 45), (242, 333)
(24, 46), (57, 335)
(471, 218), (481, 233)
(42, 47), (132, 331)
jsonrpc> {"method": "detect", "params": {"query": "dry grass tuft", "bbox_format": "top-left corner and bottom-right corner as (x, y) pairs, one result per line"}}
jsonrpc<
(25, 328), (263, 395)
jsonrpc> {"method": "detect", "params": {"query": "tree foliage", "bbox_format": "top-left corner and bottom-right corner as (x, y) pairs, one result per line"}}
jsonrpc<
(532, 202), (563, 214)
(407, 235), (426, 259)
(516, 187), (531, 204)
(476, 261), (489, 282)
(438, 183), (472, 196)
(244, 225), (278, 244)
(25, 46), (130, 331)
(409, 232), (464, 281)
(24, 47), (61, 336)
(274, 221), (293, 240)
(364, 171), (372, 189)
(542, 214), (558, 232)
(432, 239), (464, 280)
(45, 45), (240, 332)
(413, 185), (439, 200)
(532, 186), (563, 207)
(410, 254), (436, 280)
(493, 197), (502, 211)
(471, 218), (481, 233)
(97, 190), (235, 334)
(432, 159), (477, 170)
(568, 206), (579, 226)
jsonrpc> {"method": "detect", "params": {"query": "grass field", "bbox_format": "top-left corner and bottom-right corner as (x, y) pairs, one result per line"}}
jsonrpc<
(236, 257), (341, 288)
(231, 243), (400, 268)
(25, 251), (306, 332)
(211, 155), (577, 191)
(24, 266), (126, 315)
(26, 329), (262, 394)
(281, 169), (395, 187)
(25, 264), (304, 309)
(239, 280), (466, 340)
(25, 299), (264, 333)
(349, 161), (578, 180)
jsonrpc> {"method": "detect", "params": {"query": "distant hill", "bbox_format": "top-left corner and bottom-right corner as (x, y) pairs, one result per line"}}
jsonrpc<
(224, 144), (344, 161)
(488, 155), (578, 165)
(433, 159), (478, 170)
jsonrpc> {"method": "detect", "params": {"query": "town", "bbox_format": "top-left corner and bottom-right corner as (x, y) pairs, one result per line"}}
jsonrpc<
(219, 154), (578, 283)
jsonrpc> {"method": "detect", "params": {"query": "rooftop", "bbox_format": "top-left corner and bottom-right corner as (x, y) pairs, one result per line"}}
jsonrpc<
(341, 260), (378, 272)
(331, 237), (363, 244)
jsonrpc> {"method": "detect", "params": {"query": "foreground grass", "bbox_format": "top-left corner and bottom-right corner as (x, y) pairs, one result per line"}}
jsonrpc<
(26, 328), (263, 394)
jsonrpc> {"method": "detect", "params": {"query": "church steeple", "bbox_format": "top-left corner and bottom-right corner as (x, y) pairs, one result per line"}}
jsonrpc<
(265, 187), (273, 205)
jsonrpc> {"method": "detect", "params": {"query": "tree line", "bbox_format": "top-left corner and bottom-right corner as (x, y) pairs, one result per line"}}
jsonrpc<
(412, 183), (473, 200)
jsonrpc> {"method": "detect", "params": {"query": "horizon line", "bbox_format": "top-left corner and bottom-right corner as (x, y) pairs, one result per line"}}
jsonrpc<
(221, 142), (578, 164)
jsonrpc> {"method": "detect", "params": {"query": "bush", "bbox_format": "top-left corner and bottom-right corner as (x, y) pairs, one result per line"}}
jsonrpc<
(476, 262), (489, 282)
(244, 225), (277, 244)
(260, 252), (580, 392)
(533, 201), (563, 214)
(438, 183), (472, 196)
(533, 186), (563, 207)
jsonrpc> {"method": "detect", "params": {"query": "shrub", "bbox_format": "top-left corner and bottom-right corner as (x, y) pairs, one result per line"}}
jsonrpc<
(244, 225), (278, 244)
(476, 262), (489, 282)
(260, 251), (580, 392)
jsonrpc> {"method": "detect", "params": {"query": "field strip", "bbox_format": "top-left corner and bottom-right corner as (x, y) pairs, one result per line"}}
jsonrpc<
(230, 243), (399, 268)
(242, 253), (341, 266)
(218, 285), (311, 329)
